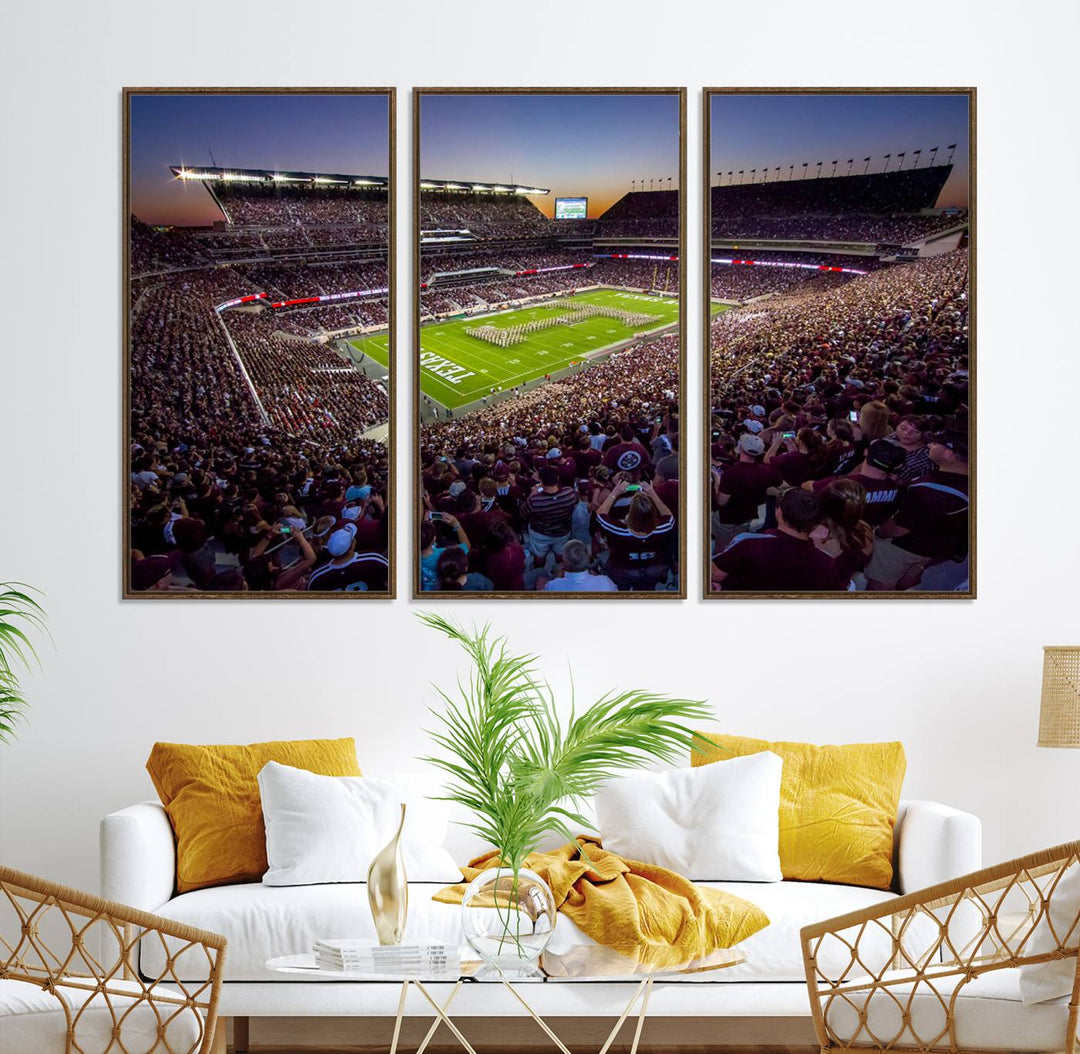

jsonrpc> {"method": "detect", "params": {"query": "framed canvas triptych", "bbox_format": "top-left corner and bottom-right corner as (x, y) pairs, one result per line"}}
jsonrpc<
(122, 86), (972, 600)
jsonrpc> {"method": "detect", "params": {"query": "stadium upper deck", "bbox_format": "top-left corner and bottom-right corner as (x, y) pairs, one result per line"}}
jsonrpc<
(157, 166), (392, 263)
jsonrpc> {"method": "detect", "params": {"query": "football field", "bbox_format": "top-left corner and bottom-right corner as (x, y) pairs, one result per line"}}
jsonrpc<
(351, 288), (679, 410)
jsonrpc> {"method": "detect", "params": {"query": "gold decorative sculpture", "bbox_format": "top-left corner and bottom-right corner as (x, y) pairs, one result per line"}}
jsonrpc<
(367, 802), (408, 944)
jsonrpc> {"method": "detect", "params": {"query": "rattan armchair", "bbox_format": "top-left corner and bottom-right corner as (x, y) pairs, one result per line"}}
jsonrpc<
(801, 840), (1080, 1053)
(0, 865), (226, 1054)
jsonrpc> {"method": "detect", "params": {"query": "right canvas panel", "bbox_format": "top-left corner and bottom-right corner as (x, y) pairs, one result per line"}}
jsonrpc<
(704, 89), (974, 598)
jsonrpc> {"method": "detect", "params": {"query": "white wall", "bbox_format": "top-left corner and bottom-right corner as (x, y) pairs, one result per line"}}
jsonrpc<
(2, 0), (1078, 895)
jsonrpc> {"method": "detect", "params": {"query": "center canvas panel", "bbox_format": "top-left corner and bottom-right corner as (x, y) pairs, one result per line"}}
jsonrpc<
(414, 89), (686, 598)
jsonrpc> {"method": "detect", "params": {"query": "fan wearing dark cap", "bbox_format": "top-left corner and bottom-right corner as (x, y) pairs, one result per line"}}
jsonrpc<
(806, 438), (906, 526)
(866, 429), (970, 591)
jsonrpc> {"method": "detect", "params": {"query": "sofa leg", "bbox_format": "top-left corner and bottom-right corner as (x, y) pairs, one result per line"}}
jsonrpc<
(233, 1016), (250, 1053)
(209, 1019), (228, 1054)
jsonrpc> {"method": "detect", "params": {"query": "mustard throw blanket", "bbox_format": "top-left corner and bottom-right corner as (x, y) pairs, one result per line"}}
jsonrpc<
(435, 838), (769, 965)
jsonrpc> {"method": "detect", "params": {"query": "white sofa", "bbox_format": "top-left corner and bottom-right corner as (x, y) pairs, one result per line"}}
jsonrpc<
(101, 798), (981, 1049)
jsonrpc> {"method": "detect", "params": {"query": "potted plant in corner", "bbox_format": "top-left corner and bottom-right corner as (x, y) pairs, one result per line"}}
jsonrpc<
(0, 582), (47, 744)
(420, 613), (711, 975)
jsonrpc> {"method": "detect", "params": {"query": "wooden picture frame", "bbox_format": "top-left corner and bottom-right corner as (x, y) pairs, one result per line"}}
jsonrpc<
(702, 87), (975, 599)
(413, 87), (687, 599)
(123, 87), (396, 598)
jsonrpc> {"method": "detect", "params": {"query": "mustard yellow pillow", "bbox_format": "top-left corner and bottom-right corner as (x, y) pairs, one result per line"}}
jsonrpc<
(692, 734), (905, 890)
(147, 738), (362, 892)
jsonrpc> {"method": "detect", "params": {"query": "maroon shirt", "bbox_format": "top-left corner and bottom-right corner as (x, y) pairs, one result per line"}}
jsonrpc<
(654, 479), (679, 519)
(715, 461), (782, 524)
(522, 486), (577, 536)
(482, 542), (525, 591)
(596, 514), (675, 572)
(770, 451), (813, 487)
(892, 471), (969, 559)
(348, 513), (385, 552)
(603, 441), (650, 474)
(306, 552), (389, 592)
(713, 530), (843, 592)
(813, 473), (904, 526)
(573, 447), (601, 477)
(458, 508), (504, 546)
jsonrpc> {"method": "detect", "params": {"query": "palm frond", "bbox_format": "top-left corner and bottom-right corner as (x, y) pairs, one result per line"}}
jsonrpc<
(420, 613), (714, 872)
(0, 583), (48, 744)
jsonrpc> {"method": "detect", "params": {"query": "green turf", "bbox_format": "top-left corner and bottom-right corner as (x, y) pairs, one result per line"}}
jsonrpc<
(370, 288), (678, 410)
(349, 296), (728, 410)
(349, 331), (391, 369)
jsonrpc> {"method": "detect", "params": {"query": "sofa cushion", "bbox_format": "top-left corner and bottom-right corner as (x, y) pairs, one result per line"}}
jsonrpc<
(824, 967), (1071, 1052)
(146, 737), (362, 892)
(692, 733), (906, 890)
(144, 878), (896, 984)
(258, 764), (460, 885)
(595, 753), (783, 882)
(0, 977), (205, 1054)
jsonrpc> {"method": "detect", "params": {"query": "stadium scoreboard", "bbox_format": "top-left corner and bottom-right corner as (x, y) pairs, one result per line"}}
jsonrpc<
(555, 197), (587, 220)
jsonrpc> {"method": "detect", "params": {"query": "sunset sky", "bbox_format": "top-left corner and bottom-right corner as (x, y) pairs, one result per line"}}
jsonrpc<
(128, 91), (970, 227)
(420, 93), (681, 219)
(709, 92), (971, 209)
(128, 93), (390, 226)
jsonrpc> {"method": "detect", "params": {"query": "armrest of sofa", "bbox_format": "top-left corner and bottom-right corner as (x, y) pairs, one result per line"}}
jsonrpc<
(894, 799), (982, 894)
(100, 801), (176, 911)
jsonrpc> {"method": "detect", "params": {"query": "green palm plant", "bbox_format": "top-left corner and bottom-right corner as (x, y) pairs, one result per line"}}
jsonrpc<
(419, 612), (712, 873)
(0, 583), (47, 743)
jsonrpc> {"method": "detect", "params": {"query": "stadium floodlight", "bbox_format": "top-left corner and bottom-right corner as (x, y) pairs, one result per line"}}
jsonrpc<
(419, 181), (440, 189)
(514, 187), (531, 194)
(493, 185), (512, 193)
(471, 184), (486, 191)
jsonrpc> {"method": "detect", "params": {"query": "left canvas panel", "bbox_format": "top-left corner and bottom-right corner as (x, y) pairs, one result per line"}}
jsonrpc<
(124, 89), (395, 597)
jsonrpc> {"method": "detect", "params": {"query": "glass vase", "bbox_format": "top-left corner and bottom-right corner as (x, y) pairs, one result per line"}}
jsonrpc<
(460, 866), (556, 976)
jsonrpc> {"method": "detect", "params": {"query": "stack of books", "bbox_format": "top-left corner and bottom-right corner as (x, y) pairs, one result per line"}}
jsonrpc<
(313, 939), (460, 975)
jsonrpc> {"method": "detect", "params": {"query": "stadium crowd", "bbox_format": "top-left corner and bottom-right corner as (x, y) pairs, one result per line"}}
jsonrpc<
(418, 255), (679, 319)
(418, 333), (680, 593)
(221, 314), (388, 438)
(129, 179), (393, 593)
(707, 249), (969, 593)
(710, 261), (868, 301)
(419, 248), (591, 283)
(711, 213), (963, 244)
(212, 184), (389, 232)
(129, 280), (391, 593)
(420, 192), (553, 238)
(130, 219), (212, 273)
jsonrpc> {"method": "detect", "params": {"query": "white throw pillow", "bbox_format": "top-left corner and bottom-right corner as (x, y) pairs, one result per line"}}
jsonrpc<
(1020, 859), (1080, 1004)
(594, 752), (783, 882)
(258, 762), (461, 885)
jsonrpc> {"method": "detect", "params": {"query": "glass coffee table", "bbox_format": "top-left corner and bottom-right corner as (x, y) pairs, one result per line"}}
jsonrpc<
(267, 942), (745, 1054)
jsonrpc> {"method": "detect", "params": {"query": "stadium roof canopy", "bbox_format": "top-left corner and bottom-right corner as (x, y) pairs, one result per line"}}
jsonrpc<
(169, 166), (388, 187)
(419, 179), (549, 195)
